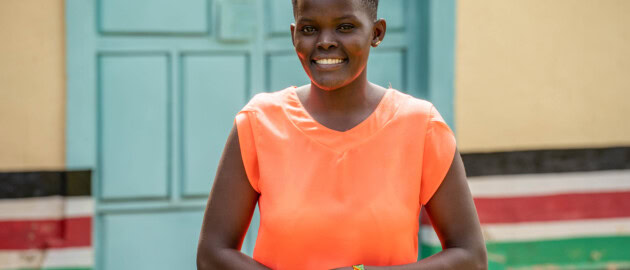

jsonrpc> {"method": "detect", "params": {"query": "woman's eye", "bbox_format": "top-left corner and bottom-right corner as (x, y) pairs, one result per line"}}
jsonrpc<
(301, 26), (316, 33)
(338, 24), (355, 31)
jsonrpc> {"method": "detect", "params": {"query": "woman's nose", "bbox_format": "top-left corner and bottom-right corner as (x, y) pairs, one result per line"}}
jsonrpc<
(316, 30), (338, 50)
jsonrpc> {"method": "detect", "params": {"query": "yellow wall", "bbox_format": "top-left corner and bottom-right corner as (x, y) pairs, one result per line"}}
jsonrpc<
(0, 0), (66, 170)
(455, 0), (630, 152)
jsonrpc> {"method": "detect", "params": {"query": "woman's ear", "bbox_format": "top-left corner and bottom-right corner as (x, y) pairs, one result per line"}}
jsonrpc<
(290, 23), (297, 47)
(371, 19), (387, 47)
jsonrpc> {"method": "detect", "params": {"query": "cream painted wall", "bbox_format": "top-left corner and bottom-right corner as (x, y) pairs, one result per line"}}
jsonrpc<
(455, 0), (630, 152)
(0, 0), (66, 170)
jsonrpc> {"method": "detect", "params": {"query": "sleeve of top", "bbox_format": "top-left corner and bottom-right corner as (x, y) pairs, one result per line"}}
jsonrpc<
(420, 105), (457, 205)
(234, 110), (260, 193)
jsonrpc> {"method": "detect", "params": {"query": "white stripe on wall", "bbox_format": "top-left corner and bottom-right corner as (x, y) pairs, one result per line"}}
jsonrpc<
(0, 196), (64, 220)
(0, 196), (93, 220)
(468, 170), (630, 198)
(42, 247), (93, 268)
(0, 248), (92, 269)
(64, 196), (94, 218)
(421, 217), (630, 246)
(0, 249), (45, 269)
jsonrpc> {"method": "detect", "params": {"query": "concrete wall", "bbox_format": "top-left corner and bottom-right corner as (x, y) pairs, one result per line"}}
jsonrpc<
(0, 0), (66, 170)
(455, 0), (630, 152)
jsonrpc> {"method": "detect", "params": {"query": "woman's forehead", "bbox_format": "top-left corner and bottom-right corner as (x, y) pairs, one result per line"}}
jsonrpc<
(294, 0), (367, 19)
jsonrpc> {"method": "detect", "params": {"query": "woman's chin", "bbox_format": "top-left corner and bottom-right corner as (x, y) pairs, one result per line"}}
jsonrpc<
(311, 77), (351, 91)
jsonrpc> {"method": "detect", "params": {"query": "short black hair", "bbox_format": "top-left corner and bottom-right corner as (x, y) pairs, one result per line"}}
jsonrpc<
(292, 0), (379, 21)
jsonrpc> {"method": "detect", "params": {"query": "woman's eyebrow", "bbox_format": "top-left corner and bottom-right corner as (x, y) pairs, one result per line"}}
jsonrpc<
(296, 14), (359, 24)
(336, 15), (359, 21)
(296, 17), (315, 24)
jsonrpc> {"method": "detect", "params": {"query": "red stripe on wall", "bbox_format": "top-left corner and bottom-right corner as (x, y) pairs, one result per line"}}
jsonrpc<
(421, 191), (630, 225)
(0, 217), (91, 250)
(474, 191), (630, 224)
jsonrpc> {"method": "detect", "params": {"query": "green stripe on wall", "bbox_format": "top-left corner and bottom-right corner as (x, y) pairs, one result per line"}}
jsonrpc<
(44, 268), (91, 270)
(422, 235), (630, 269)
(13, 268), (91, 270)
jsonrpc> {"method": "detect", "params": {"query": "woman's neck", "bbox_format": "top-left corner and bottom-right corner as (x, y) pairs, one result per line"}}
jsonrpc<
(294, 71), (389, 132)
(301, 71), (383, 115)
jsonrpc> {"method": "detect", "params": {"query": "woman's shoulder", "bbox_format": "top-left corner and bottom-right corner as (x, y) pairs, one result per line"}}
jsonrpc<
(240, 87), (294, 113)
(388, 88), (435, 118)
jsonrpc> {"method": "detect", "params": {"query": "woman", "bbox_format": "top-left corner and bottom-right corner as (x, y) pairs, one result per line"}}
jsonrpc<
(197, 0), (487, 269)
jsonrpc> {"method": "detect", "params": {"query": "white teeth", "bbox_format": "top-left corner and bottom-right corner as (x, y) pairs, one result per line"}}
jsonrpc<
(315, 59), (344, 65)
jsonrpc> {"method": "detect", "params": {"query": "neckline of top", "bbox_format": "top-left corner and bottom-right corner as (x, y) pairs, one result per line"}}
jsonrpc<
(286, 86), (394, 135)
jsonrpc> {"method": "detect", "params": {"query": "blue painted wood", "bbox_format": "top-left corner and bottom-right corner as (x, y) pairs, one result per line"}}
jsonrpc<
(101, 210), (204, 270)
(66, 0), (97, 170)
(218, 1), (257, 41)
(378, 0), (405, 31)
(427, 0), (457, 128)
(181, 53), (249, 197)
(367, 50), (406, 90)
(66, 0), (456, 268)
(99, 0), (209, 34)
(267, 53), (310, 90)
(98, 54), (170, 200)
(266, 0), (294, 36)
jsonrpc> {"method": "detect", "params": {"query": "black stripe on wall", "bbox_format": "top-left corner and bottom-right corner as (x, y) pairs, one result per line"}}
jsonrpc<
(0, 170), (91, 199)
(462, 147), (630, 177)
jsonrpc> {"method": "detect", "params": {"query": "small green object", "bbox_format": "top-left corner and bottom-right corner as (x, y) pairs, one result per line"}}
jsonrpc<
(352, 265), (365, 270)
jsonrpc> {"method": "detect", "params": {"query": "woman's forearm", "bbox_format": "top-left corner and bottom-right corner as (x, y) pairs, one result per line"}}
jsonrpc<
(392, 246), (487, 270)
(196, 246), (271, 270)
(335, 246), (487, 270)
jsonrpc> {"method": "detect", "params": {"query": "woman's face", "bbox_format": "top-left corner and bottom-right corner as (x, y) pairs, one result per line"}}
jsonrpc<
(291, 0), (381, 91)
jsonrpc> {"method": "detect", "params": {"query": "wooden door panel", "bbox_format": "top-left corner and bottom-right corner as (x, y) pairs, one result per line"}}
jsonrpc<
(101, 211), (203, 269)
(266, 0), (294, 36)
(99, 0), (210, 34)
(367, 50), (406, 90)
(379, 0), (406, 31)
(181, 53), (249, 197)
(99, 54), (170, 200)
(267, 53), (310, 91)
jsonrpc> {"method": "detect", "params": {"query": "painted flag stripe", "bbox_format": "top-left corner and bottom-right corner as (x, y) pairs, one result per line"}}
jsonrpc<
(0, 196), (63, 221)
(474, 191), (630, 224)
(0, 247), (92, 270)
(0, 170), (90, 199)
(467, 169), (630, 198)
(0, 249), (44, 269)
(0, 196), (93, 220)
(462, 147), (630, 177)
(0, 217), (91, 250)
(421, 235), (630, 267)
(42, 247), (93, 268)
(421, 191), (630, 225)
(43, 268), (91, 270)
(64, 197), (94, 218)
(420, 217), (630, 246)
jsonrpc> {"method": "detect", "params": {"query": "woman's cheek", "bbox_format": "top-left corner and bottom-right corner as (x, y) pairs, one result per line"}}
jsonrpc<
(296, 44), (314, 65)
(345, 38), (371, 59)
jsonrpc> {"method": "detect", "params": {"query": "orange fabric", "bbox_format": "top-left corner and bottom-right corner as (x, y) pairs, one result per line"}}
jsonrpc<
(235, 87), (456, 270)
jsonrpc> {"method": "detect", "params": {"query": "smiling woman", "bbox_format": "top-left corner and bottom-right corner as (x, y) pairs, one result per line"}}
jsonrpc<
(196, 0), (487, 269)
(290, 0), (383, 91)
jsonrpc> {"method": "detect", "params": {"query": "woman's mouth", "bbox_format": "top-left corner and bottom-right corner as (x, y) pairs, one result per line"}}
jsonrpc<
(315, 58), (345, 65)
(311, 58), (348, 70)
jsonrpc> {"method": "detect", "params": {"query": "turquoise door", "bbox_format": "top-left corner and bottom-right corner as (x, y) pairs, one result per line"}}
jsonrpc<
(66, 0), (455, 269)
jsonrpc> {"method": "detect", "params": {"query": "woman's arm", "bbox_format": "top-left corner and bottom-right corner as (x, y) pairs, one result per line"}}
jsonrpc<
(411, 149), (487, 269)
(196, 124), (271, 270)
(336, 150), (488, 270)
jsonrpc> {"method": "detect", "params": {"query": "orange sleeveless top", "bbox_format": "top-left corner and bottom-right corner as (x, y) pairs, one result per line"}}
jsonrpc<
(235, 86), (456, 270)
